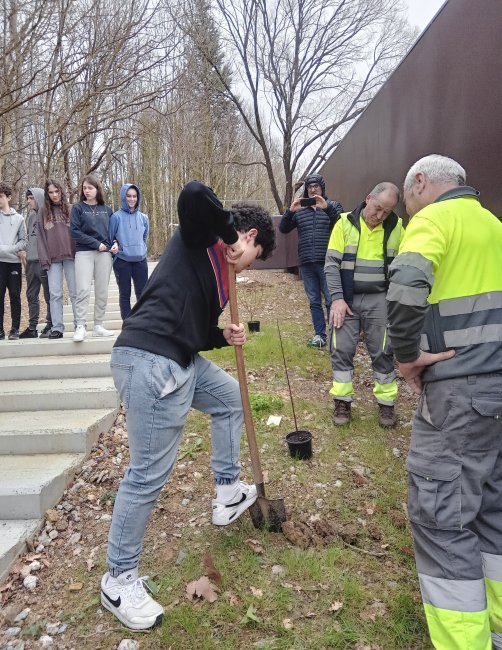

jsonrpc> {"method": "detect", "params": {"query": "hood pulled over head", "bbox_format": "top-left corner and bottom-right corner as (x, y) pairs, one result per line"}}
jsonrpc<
(303, 174), (326, 198)
(28, 187), (45, 212)
(120, 183), (141, 212)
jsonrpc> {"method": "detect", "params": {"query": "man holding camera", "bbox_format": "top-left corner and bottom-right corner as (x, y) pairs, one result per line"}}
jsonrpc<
(279, 173), (343, 348)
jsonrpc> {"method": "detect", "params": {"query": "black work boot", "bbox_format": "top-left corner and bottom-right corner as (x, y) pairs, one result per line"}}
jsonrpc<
(378, 404), (396, 428)
(333, 399), (351, 425)
(8, 329), (19, 340)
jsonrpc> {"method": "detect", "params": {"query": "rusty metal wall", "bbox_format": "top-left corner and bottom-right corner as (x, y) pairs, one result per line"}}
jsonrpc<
(252, 215), (299, 270)
(320, 0), (502, 217)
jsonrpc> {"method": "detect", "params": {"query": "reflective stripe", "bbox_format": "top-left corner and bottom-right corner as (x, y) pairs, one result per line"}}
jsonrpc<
(419, 574), (486, 612)
(482, 552), (502, 582)
(420, 333), (430, 351)
(356, 259), (384, 267)
(387, 248), (398, 257)
(329, 380), (354, 398)
(391, 251), (434, 284)
(387, 282), (429, 307)
(423, 603), (491, 649)
(444, 324), (502, 347)
(341, 261), (355, 270)
(354, 273), (386, 283)
(485, 576), (502, 633)
(374, 378), (397, 405)
(439, 291), (502, 317)
(345, 245), (358, 254)
(374, 371), (396, 384)
(333, 370), (353, 383)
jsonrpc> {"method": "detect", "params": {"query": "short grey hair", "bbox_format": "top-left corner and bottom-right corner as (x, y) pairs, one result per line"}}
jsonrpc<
(403, 154), (466, 192)
(368, 181), (400, 202)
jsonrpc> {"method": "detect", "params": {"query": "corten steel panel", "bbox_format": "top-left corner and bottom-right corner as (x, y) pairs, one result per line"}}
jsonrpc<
(252, 215), (299, 270)
(320, 0), (502, 217)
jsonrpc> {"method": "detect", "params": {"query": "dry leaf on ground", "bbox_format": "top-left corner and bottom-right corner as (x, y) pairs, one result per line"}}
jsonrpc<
(202, 552), (222, 585)
(186, 576), (218, 603)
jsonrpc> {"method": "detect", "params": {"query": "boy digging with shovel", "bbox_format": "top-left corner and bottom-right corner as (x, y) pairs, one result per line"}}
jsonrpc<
(101, 180), (275, 630)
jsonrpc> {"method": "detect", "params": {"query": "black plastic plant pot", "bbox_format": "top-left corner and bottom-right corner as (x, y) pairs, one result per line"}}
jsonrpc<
(247, 320), (261, 333)
(285, 430), (313, 460)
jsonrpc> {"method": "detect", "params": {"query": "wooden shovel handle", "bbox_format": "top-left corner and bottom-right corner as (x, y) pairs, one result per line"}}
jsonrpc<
(227, 265), (264, 488)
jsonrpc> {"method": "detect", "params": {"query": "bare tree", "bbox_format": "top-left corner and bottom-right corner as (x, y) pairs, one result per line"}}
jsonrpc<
(188, 0), (416, 212)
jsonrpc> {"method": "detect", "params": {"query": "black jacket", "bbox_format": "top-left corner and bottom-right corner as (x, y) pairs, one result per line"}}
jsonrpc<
(279, 174), (342, 265)
(114, 181), (238, 367)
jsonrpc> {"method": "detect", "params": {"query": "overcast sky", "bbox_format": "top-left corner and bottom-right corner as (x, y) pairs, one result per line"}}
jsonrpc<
(405, 0), (447, 31)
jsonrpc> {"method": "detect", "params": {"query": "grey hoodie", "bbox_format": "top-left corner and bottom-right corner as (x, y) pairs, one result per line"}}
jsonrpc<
(25, 187), (45, 261)
(0, 207), (27, 263)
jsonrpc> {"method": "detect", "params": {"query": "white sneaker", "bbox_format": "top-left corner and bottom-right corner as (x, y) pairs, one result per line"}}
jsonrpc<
(73, 325), (86, 342)
(101, 569), (163, 630)
(94, 324), (114, 337)
(212, 481), (258, 526)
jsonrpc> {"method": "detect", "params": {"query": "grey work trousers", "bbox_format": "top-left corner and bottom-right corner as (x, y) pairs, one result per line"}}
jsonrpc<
(407, 373), (502, 649)
(25, 259), (52, 330)
(329, 291), (396, 404)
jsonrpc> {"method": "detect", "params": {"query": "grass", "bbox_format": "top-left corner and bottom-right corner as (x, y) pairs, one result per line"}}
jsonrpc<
(8, 273), (430, 649)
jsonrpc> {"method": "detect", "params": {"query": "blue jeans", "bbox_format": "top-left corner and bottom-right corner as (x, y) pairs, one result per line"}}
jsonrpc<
(300, 262), (331, 338)
(47, 260), (77, 333)
(112, 257), (148, 320)
(107, 346), (244, 575)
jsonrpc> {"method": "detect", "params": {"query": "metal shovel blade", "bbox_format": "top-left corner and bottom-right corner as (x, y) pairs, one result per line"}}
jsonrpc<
(249, 496), (288, 533)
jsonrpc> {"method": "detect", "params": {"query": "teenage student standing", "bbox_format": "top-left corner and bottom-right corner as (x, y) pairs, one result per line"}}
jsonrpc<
(0, 182), (27, 340)
(19, 187), (52, 338)
(36, 180), (77, 339)
(71, 175), (114, 341)
(100, 181), (275, 630)
(109, 183), (149, 321)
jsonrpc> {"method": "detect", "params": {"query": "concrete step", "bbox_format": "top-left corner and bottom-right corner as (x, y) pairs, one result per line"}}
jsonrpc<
(0, 453), (84, 519)
(0, 335), (117, 358)
(56, 320), (122, 333)
(0, 377), (119, 411)
(0, 354), (112, 380)
(0, 519), (40, 583)
(62, 308), (121, 318)
(0, 408), (117, 454)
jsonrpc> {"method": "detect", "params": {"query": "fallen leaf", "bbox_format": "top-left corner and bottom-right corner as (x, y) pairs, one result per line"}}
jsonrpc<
(250, 586), (263, 598)
(283, 618), (293, 629)
(186, 576), (218, 603)
(241, 604), (260, 624)
(245, 539), (264, 554)
(229, 592), (240, 606)
(86, 557), (96, 571)
(68, 582), (83, 591)
(329, 601), (343, 613)
(203, 552), (222, 585)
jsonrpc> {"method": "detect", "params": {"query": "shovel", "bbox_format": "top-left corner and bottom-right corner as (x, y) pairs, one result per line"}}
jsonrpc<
(227, 265), (287, 532)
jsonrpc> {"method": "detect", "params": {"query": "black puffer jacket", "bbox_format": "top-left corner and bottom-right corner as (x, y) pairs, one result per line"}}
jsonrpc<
(279, 174), (343, 265)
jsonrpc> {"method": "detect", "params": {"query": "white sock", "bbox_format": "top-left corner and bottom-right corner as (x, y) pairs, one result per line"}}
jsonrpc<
(216, 481), (241, 504)
(109, 568), (138, 585)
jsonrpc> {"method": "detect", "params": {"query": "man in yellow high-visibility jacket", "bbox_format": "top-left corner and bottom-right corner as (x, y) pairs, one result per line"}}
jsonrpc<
(325, 182), (403, 427)
(388, 154), (502, 650)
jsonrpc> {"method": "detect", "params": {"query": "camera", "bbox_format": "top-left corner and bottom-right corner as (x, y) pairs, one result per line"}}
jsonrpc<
(300, 197), (316, 207)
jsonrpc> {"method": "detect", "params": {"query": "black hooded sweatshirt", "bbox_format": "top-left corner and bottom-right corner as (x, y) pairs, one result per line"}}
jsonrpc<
(114, 181), (238, 366)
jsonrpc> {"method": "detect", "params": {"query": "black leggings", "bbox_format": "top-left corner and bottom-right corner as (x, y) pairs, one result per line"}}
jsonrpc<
(0, 261), (22, 331)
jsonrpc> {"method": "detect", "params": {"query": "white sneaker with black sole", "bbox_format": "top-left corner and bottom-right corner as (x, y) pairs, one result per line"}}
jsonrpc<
(101, 569), (164, 630)
(212, 481), (258, 526)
